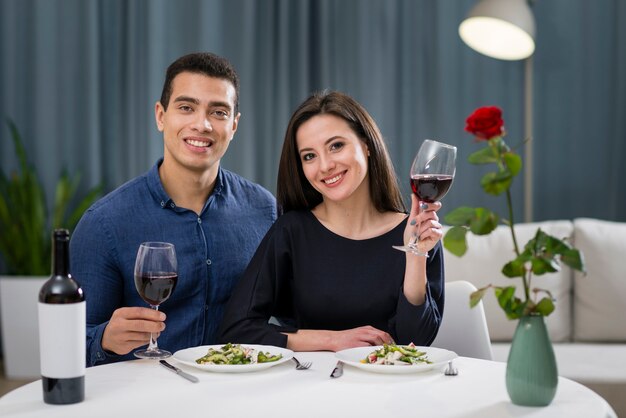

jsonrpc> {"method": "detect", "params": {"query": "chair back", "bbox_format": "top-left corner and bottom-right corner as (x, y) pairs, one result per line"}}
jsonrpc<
(431, 280), (493, 360)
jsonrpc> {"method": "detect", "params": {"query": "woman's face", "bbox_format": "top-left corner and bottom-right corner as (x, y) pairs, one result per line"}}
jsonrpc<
(296, 114), (369, 203)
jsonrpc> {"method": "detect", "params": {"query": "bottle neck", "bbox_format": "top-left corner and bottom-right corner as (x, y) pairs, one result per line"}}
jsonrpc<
(52, 235), (70, 276)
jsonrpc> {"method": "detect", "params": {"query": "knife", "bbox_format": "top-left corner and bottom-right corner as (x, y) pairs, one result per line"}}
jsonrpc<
(330, 360), (344, 378)
(159, 360), (199, 383)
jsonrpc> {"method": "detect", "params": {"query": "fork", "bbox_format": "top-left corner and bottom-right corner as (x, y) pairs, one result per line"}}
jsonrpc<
(444, 361), (458, 376)
(292, 357), (312, 370)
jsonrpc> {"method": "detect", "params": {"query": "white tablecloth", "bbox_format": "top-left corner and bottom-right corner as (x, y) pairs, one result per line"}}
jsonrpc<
(0, 351), (617, 418)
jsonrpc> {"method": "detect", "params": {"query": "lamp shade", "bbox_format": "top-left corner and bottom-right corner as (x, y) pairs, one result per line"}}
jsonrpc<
(459, 0), (535, 61)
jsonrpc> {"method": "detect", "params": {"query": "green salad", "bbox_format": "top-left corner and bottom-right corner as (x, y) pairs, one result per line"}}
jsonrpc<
(196, 343), (283, 365)
(362, 343), (431, 365)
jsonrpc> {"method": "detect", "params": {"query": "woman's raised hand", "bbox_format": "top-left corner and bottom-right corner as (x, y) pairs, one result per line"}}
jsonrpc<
(403, 194), (443, 255)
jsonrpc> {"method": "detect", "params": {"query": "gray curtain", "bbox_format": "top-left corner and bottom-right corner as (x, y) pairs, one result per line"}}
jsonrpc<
(1, 0), (625, 224)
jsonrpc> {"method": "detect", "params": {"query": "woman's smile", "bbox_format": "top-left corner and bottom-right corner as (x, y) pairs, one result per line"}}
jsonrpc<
(322, 171), (347, 186)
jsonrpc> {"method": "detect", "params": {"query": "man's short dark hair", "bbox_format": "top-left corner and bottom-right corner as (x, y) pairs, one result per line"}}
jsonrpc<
(159, 52), (240, 113)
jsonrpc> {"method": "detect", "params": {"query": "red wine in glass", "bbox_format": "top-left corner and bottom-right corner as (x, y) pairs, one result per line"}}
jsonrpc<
(134, 273), (178, 306)
(411, 174), (454, 203)
(133, 242), (177, 359)
(393, 139), (456, 256)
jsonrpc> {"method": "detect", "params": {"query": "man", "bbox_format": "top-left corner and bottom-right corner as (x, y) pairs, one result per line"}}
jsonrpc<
(71, 52), (277, 366)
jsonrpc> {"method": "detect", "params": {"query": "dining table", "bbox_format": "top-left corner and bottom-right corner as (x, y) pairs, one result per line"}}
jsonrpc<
(0, 349), (617, 418)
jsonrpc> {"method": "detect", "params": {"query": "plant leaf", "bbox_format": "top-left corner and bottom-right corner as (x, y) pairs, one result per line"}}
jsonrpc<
(560, 248), (585, 273)
(468, 146), (499, 165)
(494, 286), (524, 320)
(502, 257), (527, 278)
(444, 206), (475, 226)
(481, 170), (513, 195)
(502, 152), (522, 177)
(469, 287), (489, 308)
(468, 207), (499, 235)
(531, 257), (559, 275)
(443, 226), (468, 256)
(534, 297), (555, 316)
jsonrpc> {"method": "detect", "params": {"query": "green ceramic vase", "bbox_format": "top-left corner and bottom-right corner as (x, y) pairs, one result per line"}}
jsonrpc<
(506, 315), (558, 406)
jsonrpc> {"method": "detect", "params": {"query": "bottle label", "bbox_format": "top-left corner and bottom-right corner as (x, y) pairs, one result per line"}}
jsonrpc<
(38, 302), (86, 378)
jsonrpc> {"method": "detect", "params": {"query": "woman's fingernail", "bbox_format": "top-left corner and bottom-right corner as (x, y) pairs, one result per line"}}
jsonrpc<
(410, 219), (417, 226)
(420, 203), (428, 210)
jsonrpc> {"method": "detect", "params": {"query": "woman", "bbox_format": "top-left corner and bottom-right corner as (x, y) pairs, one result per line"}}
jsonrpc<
(218, 91), (444, 351)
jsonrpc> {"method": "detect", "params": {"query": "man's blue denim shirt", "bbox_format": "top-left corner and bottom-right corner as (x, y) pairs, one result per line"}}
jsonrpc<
(70, 159), (277, 366)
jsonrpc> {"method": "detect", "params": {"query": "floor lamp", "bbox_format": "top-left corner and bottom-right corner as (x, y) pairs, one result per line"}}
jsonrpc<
(458, 0), (536, 222)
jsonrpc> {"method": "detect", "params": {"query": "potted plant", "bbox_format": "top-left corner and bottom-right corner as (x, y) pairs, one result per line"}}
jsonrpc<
(443, 106), (585, 406)
(0, 119), (101, 379)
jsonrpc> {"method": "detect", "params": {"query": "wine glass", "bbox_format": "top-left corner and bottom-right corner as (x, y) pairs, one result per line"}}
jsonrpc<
(133, 242), (178, 359)
(393, 139), (457, 256)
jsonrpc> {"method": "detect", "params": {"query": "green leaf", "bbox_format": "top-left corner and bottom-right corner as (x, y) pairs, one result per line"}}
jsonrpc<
(534, 297), (555, 316)
(502, 152), (522, 177)
(481, 170), (513, 196)
(443, 206), (475, 226)
(469, 287), (489, 308)
(560, 248), (585, 273)
(531, 257), (559, 275)
(494, 286), (524, 320)
(468, 207), (499, 235)
(443, 226), (468, 256)
(502, 257), (527, 278)
(467, 146), (498, 165)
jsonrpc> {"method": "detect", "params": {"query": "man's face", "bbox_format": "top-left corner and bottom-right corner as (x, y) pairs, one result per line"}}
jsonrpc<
(155, 72), (240, 175)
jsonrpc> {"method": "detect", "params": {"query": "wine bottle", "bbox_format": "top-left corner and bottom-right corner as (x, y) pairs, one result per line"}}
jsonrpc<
(38, 228), (85, 404)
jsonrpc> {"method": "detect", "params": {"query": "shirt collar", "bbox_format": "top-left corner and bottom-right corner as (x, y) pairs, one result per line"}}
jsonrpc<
(147, 158), (225, 210)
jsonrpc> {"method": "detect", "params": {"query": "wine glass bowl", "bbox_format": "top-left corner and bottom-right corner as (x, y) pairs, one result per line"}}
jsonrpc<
(133, 242), (178, 359)
(410, 174), (454, 203)
(393, 139), (457, 256)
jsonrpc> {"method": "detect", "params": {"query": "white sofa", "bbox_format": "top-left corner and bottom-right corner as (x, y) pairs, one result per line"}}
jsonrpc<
(442, 218), (626, 416)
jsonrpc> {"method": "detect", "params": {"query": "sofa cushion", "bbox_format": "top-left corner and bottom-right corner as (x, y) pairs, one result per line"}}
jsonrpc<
(443, 220), (574, 342)
(573, 218), (626, 342)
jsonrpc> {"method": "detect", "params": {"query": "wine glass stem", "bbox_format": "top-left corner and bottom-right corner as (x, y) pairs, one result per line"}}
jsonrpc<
(409, 202), (428, 256)
(147, 305), (160, 352)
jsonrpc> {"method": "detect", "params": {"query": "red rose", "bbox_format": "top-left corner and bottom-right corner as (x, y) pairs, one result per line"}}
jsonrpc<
(464, 106), (504, 141)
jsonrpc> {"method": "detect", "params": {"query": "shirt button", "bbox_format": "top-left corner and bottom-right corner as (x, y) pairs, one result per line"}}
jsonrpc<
(170, 202), (175, 208)
(160, 201), (165, 207)
(206, 259), (212, 265)
(197, 218), (202, 224)
(204, 305), (209, 311)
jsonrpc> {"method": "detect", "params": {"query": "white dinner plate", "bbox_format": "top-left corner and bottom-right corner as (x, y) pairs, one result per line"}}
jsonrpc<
(335, 346), (457, 374)
(173, 344), (294, 373)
